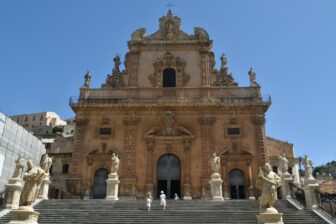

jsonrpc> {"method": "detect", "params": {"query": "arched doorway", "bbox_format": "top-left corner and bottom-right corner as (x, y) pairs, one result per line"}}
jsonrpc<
(92, 168), (108, 199)
(229, 169), (246, 199)
(157, 154), (180, 198)
(163, 68), (176, 87)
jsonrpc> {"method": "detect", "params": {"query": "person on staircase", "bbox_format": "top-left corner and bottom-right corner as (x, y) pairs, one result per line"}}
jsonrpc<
(160, 190), (167, 210)
(146, 192), (153, 211)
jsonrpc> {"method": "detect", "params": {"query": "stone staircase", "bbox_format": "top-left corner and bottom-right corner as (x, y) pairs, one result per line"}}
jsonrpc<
(0, 199), (327, 224)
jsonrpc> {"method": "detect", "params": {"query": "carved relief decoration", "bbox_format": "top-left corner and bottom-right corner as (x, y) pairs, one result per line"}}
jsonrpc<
(149, 51), (190, 87)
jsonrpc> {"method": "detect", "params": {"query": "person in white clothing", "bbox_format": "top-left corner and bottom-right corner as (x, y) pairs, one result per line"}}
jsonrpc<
(146, 192), (152, 211)
(174, 193), (179, 200)
(160, 190), (167, 210)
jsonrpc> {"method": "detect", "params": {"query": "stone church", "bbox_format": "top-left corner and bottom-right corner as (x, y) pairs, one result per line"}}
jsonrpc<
(60, 10), (298, 200)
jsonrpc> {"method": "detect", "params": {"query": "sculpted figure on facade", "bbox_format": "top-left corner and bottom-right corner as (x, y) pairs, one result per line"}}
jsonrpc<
(20, 160), (45, 206)
(215, 54), (238, 87)
(194, 27), (209, 40)
(278, 153), (289, 175)
(162, 110), (176, 136)
(104, 55), (123, 88)
(210, 153), (221, 174)
(111, 152), (120, 174)
(131, 28), (146, 41)
(303, 155), (314, 180)
(83, 70), (91, 88)
(248, 67), (260, 87)
(12, 154), (25, 179)
(40, 154), (53, 174)
(166, 22), (175, 40)
(256, 163), (281, 212)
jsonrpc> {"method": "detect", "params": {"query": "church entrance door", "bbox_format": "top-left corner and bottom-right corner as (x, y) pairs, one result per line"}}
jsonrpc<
(229, 169), (246, 199)
(92, 168), (108, 199)
(157, 153), (180, 198)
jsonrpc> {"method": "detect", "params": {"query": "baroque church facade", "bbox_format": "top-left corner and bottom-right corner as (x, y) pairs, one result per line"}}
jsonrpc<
(62, 11), (298, 200)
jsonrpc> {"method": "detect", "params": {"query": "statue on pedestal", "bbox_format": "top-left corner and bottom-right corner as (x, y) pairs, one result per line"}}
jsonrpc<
(12, 154), (25, 179)
(303, 155), (314, 180)
(256, 163), (281, 212)
(278, 153), (289, 175)
(111, 153), (120, 174)
(210, 153), (221, 174)
(248, 67), (260, 87)
(40, 154), (53, 175)
(20, 160), (45, 206)
(83, 70), (91, 88)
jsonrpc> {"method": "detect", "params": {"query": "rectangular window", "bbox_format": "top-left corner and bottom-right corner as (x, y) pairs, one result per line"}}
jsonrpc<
(228, 128), (240, 135)
(99, 128), (111, 135)
(62, 164), (69, 174)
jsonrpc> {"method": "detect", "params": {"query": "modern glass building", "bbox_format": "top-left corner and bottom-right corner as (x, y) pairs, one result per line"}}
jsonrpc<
(0, 112), (46, 189)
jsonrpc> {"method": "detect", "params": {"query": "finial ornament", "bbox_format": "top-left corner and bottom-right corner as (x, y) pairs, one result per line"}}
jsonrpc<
(84, 70), (91, 88)
(248, 67), (260, 87)
(113, 55), (121, 73)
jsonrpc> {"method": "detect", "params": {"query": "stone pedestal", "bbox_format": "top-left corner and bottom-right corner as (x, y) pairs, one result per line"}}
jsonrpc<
(106, 173), (120, 200)
(209, 173), (223, 201)
(5, 178), (23, 209)
(303, 178), (319, 210)
(257, 208), (284, 224)
(183, 183), (192, 200)
(9, 206), (39, 224)
(38, 175), (50, 200)
(248, 186), (256, 200)
(281, 173), (292, 199)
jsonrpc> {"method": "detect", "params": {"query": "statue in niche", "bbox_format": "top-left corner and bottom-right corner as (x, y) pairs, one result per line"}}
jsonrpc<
(210, 153), (221, 174)
(110, 152), (120, 174)
(83, 70), (91, 88)
(166, 22), (174, 40)
(20, 160), (45, 206)
(278, 153), (289, 175)
(256, 163), (281, 212)
(248, 67), (260, 87)
(40, 154), (53, 175)
(131, 28), (146, 41)
(303, 155), (314, 180)
(12, 154), (25, 179)
(162, 110), (176, 136)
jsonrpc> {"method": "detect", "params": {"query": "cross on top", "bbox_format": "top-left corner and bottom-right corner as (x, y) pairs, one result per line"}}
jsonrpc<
(166, 1), (174, 10)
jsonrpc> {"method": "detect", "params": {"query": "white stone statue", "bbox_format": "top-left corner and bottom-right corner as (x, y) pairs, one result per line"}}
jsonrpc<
(40, 154), (53, 174)
(12, 154), (25, 179)
(20, 160), (45, 206)
(256, 163), (281, 212)
(210, 153), (221, 174)
(111, 153), (119, 174)
(303, 155), (314, 180)
(278, 153), (289, 175)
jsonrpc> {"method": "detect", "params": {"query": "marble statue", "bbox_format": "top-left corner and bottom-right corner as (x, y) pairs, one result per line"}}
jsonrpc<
(20, 160), (45, 206)
(166, 22), (174, 40)
(210, 153), (221, 174)
(248, 67), (260, 87)
(256, 163), (281, 212)
(110, 153), (119, 174)
(303, 155), (314, 180)
(12, 154), (25, 179)
(113, 55), (121, 73)
(278, 153), (289, 175)
(84, 70), (91, 88)
(220, 54), (228, 69)
(40, 154), (53, 174)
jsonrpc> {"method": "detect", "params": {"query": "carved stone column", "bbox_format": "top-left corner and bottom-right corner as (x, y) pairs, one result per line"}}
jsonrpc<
(183, 141), (192, 200)
(146, 141), (154, 195)
(198, 115), (216, 199)
(201, 52), (212, 87)
(251, 115), (267, 164)
(120, 116), (141, 199)
(247, 160), (255, 200)
(86, 159), (93, 199)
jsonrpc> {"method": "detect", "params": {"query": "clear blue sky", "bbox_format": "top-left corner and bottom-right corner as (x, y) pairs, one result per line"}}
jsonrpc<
(0, 1), (335, 166)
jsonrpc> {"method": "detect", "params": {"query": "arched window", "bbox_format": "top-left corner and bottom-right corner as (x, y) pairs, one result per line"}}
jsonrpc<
(163, 68), (176, 87)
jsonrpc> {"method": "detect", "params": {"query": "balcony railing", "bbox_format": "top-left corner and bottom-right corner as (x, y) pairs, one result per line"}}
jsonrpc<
(69, 87), (271, 106)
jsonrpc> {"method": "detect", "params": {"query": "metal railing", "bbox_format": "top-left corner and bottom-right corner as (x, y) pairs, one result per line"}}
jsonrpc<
(289, 182), (306, 206)
(315, 189), (336, 220)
